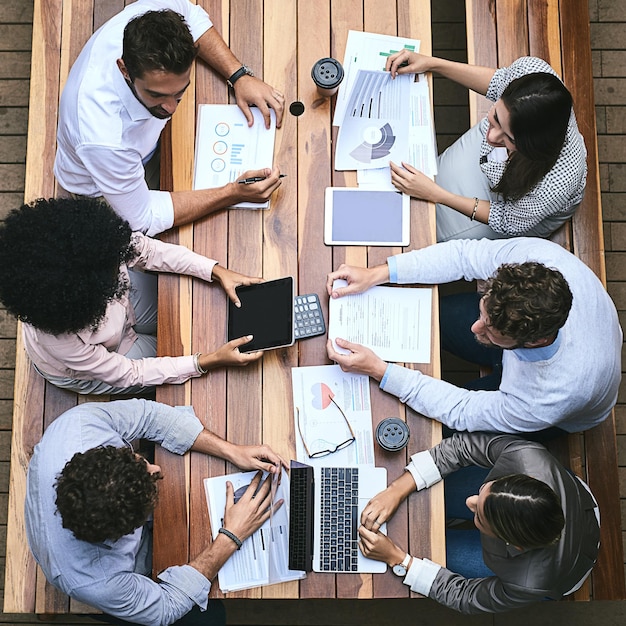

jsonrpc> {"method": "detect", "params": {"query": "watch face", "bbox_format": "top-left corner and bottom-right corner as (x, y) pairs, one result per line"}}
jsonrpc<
(392, 563), (407, 577)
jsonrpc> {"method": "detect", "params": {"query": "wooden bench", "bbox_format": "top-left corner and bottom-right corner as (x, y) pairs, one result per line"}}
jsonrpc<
(466, 0), (625, 601)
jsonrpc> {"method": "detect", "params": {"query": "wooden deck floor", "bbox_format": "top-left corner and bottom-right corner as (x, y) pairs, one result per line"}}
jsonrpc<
(0, 0), (624, 624)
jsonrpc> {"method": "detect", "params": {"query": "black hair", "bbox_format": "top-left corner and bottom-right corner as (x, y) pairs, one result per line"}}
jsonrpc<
(55, 446), (160, 543)
(122, 9), (198, 81)
(492, 72), (573, 201)
(0, 197), (136, 334)
(483, 474), (565, 549)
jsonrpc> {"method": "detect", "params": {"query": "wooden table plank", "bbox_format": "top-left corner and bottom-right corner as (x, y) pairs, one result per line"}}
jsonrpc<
(295, 0), (337, 602)
(495, 0), (529, 66)
(258, 0), (300, 602)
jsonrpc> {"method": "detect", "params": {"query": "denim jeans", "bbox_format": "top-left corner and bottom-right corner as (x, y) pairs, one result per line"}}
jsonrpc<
(444, 465), (495, 579)
(440, 291), (503, 391)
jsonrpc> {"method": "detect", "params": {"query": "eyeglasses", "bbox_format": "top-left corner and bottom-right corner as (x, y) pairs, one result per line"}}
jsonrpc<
(296, 396), (356, 459)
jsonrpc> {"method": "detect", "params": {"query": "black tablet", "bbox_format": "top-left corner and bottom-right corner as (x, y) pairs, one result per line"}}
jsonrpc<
(227, 277), (295, 352)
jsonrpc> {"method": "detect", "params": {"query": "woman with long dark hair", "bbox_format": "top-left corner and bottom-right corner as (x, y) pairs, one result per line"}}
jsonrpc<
(387, 54), (586, 241)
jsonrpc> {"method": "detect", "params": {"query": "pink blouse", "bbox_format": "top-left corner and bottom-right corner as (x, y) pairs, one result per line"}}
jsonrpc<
(23, 233), (218, 388)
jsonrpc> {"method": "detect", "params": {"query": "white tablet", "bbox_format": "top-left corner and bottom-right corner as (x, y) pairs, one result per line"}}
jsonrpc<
(324, 187), (410, 246)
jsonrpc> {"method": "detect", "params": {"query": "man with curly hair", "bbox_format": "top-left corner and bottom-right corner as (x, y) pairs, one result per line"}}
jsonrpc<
(25, 399), (286, 625)
(325, 237), (622, 437)
(0, 197), (264, 395)
(54, 0), (286, 236)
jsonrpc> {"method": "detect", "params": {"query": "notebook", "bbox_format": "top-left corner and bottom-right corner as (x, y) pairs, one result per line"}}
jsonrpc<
(288, 460), (387, 573)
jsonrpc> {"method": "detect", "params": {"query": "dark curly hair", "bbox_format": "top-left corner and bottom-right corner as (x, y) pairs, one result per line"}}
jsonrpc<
(0, 197), (136, 335)
(483, 262), (572, 345)
(483, 474), (565, 549)
(122, 10), (198, 81)
(492, 72), (573, 202)
(55, 446), (160, 543)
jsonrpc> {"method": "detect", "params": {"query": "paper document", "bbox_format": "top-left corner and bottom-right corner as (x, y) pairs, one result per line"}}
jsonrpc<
(334, 30), (421, 126)
(357, 76), (438, 188)
(204, 468), (305, 592)
(329, 279), (432, 363)
(291, 364), (375, 469)
(334, 69), (412, 171)
(193, 104), (276, 208)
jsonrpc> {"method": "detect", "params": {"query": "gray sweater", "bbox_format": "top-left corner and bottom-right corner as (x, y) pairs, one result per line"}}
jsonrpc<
(380, 238), (622, 433)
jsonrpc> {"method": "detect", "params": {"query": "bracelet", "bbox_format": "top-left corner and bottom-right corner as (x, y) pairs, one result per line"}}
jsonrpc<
(193, 353), (208, 375)
(470, 197), (479, 221)
(218, 527), (243, 549)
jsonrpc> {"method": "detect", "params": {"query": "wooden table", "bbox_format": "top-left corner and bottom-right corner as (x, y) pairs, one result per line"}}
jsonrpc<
(155, 0), (443, 600)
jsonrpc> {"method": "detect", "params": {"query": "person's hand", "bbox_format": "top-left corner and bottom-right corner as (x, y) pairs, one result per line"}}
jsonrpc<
(227, 443), (288, 475)
(361, 485), (405, 531)
(326, 338), (388, 381)
(232, 76), (285, 128)
(222, 471), (284, 543)
(390, 161), (441, 202)
(200, 337), (263, 371)
(386, 50), (433, 79)
(326, 264), (389, 299)
(234, 166), (283, 204)
(358, 526), (406, 567)
(211, 265), (262, 307)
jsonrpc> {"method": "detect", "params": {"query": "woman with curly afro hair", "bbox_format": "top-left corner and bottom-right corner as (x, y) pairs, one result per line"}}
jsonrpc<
(0, 197), (264, 394)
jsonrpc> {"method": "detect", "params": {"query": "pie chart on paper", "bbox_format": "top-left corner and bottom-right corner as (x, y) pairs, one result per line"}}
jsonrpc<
(310, 383), (335, 410)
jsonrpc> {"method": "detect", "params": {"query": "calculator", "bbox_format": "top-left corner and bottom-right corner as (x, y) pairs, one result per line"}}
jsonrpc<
(294, 293), (326, 339)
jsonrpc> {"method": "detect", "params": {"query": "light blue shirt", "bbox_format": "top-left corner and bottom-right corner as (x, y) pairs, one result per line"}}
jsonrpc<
(25, 399), (209, 625)
(381, 238), (622, 433)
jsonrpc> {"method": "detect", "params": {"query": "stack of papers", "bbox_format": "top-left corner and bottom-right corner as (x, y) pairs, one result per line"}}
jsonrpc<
(328, 279), (433, 364)
(204, 468), (305, 593)
(333, 31), (438, 187)
(291, 364), (376, 469)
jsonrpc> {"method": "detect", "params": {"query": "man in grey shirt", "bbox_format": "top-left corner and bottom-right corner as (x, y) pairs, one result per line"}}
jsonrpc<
(326, 238), (622, 435)
(358, 432), (600, 613)
(25, 399), (285, 625)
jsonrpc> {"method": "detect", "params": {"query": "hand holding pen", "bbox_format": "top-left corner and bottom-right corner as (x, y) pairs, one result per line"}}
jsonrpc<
(239, 174), (287, 185)
(234, 166), (285, 203)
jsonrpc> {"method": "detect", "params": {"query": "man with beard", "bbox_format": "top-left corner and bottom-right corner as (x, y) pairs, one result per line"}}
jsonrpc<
(54, 0), (286, 236)
(325, 237), (622, 438)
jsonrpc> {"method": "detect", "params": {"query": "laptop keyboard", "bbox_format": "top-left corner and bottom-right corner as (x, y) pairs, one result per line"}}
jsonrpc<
(319, 467), (359, 572)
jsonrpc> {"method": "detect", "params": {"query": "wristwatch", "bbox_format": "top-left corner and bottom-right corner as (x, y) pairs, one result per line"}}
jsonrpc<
(227, 65), (254, 88)
(392, 553), (412, 577)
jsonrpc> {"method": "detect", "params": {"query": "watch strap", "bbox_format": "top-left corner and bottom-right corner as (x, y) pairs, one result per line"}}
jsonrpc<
(227, 65), (253, 88)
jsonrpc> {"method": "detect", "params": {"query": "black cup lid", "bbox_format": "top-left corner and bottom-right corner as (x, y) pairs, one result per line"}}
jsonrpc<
(311, 57), (344, 88)
(376, 417), (410, 451)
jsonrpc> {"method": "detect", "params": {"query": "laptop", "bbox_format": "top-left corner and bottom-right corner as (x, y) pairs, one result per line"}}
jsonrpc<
(288, 461), (387, 573)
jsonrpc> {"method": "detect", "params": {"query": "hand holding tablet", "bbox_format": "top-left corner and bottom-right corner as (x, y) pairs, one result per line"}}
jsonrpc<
(228, 277), (295, 352)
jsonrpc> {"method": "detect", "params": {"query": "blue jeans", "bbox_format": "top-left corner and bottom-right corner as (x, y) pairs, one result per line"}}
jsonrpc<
(440, 291), (503, 391)
(444, 466), (495, 579)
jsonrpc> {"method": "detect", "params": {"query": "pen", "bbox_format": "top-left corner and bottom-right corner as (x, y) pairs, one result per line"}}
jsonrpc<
(238, 174), (287, 184)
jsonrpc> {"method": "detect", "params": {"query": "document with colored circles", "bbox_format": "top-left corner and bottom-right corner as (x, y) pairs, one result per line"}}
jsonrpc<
(193, 104), (276, 208)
